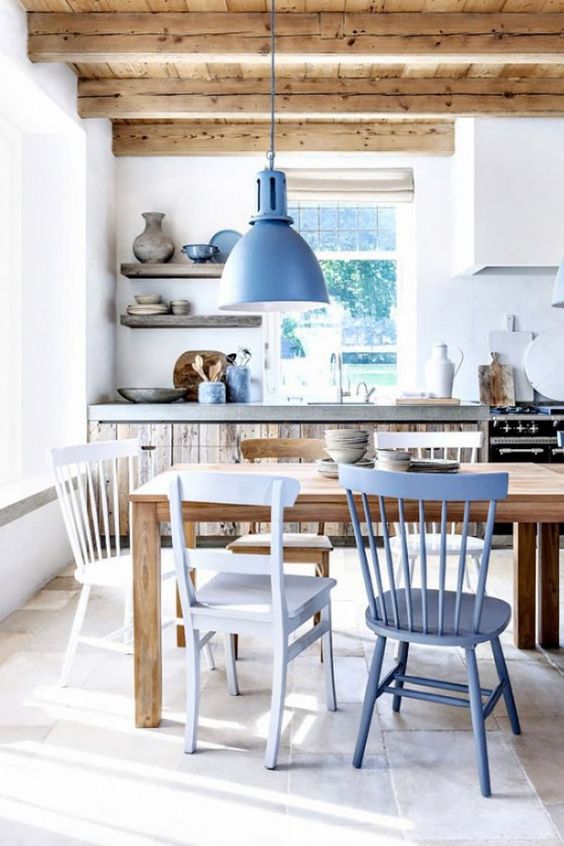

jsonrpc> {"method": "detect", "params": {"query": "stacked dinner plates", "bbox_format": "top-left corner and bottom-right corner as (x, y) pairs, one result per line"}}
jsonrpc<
(410, 458), (460, 473)
(376, 448), (412, 472)
(324, 428), (369, 464)
(316, 457), (374, 479)
(127, 294), (169, 316)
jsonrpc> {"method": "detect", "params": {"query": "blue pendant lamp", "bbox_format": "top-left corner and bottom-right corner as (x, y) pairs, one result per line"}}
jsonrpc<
(218, 0), (329, 312)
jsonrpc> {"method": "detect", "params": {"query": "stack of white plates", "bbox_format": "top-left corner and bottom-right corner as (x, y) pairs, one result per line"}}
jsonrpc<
(376, 448), (412, 472)
(127, 295), (169, 316)
(410, 458), (460, 473)
(316, 457), (374, 479)
(324, 428), (369, 464)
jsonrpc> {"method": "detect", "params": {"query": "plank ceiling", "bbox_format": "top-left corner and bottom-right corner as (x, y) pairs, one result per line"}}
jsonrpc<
(23, 0), (564, 155)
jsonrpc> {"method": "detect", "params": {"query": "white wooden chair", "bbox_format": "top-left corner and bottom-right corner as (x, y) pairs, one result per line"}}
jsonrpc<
(374, 431), (484, 589)
(51, 439), (176, 687)
(169, 470), (337, 770)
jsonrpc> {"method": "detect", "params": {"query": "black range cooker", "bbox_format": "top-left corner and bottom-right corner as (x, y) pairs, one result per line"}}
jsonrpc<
(489, 405), (564, 464)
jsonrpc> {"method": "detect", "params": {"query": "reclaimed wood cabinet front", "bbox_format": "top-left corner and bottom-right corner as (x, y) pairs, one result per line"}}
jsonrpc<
(88, 419), (483, 539)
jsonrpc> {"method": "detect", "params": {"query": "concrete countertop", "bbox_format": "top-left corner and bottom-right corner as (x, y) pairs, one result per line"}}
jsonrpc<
(88, 402), (488, 423)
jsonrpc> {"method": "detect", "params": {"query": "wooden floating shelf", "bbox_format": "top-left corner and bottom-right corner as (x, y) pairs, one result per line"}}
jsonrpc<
(120, 314), (262, 329)
(121, 263), (224, 279)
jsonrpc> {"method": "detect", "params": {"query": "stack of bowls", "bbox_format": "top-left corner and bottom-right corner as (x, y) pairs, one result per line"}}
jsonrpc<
(325, 429), (369, 464)
(376, 448), (411, 472)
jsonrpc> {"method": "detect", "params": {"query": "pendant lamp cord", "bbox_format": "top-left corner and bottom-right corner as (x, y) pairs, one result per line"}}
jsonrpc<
(267, 0), (276, 170)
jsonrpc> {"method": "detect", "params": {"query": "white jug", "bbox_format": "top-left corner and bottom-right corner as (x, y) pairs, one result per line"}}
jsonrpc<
(424, 343), (464, 398)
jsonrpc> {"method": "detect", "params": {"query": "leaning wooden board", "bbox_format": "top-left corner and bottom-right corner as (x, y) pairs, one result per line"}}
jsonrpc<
(173, 350), (228, 401)
(478, 352), (515, 407)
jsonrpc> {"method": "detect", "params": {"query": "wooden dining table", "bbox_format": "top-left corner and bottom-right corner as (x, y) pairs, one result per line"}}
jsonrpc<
(130, 461), (564, 728)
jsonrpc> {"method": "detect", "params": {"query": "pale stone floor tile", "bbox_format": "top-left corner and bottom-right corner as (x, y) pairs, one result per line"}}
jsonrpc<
(288, 752), (400, 837)
(22, 588), (78, 612)
(474, 657), (564, 718)
(497, 716), (564, 804)
(385, 730), (558, 841)
(547, 804), (564, 840)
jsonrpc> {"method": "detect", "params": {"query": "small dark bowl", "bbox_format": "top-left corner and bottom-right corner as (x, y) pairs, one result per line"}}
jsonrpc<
(181, 244), (219, 264)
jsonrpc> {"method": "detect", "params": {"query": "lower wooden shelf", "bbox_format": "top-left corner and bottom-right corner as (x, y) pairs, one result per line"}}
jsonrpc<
(120, 314), (262, 329)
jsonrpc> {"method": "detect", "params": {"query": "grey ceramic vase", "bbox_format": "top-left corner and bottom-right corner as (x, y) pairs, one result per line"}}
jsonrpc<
(133, 213), (175, 263)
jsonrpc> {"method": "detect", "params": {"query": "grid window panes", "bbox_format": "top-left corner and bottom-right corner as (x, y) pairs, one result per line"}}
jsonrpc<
(279, 202), (398, 402)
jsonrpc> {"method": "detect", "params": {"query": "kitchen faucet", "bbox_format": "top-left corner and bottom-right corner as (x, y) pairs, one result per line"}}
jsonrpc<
(356, 381), (376, 404)
(329, 352), (350, 403)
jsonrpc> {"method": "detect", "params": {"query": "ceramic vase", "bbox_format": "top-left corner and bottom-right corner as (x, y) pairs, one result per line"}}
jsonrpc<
(133, 213), (175, 263)
(225, 366), (251, 403)
(424, 343), (464, 398)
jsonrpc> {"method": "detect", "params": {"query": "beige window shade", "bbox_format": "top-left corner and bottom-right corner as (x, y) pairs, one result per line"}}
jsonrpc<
(285, 168), (414, 203)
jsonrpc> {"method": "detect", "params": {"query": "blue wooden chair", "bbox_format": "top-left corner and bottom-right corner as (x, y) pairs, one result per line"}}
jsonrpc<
(339, 465), (521, 798)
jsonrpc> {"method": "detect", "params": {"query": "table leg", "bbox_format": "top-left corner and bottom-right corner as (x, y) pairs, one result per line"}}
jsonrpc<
(538, 523), (560, 649)
(513, 523), (537, 650)
(133, 501), (162, 728)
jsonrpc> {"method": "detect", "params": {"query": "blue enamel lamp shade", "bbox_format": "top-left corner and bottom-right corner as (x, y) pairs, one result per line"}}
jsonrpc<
(219, 169), (330, 312)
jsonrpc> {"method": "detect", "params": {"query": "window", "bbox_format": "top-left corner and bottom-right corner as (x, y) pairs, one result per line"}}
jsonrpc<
(273, 201), (400, 403)
(0, 117), (21, 483)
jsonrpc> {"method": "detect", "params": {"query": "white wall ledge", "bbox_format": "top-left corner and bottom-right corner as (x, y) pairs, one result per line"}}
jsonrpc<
(0, 476), (57, 528)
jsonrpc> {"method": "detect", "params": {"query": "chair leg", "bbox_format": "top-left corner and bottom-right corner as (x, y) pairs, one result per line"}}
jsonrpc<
(184, 631), (201, 754)
(321, 603), (336, 711)
(265, 641), (289, 770)
(353, 635), (386, 769)
(224, 633), (240, 696)
(60, 585), (91, 687)
(465, 647), (491, 797)
(203, 642), (215, 671)
(491, 636), (521, 736)
(392, 641), (410, 713)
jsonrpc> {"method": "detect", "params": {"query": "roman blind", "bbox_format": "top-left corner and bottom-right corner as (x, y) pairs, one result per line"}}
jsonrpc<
(285, 168), (414, 203)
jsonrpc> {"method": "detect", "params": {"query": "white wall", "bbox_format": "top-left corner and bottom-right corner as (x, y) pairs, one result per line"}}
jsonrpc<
(0, 0), (116, 617)
(116, 156), (265, 398)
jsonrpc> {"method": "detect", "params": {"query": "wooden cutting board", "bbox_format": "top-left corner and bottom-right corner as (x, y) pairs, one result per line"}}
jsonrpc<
(173, 350), (228, 401)
(478, 352), (515, 407)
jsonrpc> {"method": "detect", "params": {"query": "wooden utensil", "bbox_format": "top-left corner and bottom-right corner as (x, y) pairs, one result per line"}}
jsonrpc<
(478, 352), (515, 407)
(208, 360), (223, 383)
(192, 355), (208, 382)
(173, 350), (228, 401)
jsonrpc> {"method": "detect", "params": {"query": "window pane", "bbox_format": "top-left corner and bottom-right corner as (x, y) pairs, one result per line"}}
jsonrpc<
(338, 230), (357, 251)
(318, 230), (339, 251)
(302, 231), (319, 251)
(377, 207), (396, 250)
(358, 206), (378, 229)
(300, 206), (318, 230)
(319, 206), (338, 229)
(338, 206), (357, 229)
(358, 230), (378, 251)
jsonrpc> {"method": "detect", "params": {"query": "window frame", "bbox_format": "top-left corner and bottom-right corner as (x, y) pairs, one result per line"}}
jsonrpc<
(263, 200), (407, 404)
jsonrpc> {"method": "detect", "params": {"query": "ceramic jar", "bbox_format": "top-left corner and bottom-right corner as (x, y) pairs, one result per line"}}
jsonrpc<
(424, 343), (464, 398)
(133, 213), (175, 263)
(198, 382), (226, 404)
(225, 366), (251, 403)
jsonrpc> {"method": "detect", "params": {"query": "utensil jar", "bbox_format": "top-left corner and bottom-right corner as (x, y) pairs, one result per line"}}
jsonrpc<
(424, 343), (464, 398)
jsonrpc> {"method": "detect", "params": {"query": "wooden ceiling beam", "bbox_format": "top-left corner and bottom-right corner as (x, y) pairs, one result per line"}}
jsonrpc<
(28, 12), (564, 65)
(79, 75), (564, 117)
(112, 118), (455, 155)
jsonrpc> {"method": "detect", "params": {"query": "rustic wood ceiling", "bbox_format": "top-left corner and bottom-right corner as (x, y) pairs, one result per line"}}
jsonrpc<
(23, 2), (564, 155)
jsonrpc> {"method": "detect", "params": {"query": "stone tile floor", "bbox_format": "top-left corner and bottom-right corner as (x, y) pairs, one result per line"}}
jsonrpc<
(0, 549), (563, 845)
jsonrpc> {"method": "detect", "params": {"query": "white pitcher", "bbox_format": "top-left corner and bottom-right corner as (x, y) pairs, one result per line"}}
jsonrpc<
(424, 343), (464, 398)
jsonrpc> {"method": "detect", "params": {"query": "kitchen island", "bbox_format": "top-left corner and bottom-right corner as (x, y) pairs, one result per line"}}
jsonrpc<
(88, 402), (488, 538)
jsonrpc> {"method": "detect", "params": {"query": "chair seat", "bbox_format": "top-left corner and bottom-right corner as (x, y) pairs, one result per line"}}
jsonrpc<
(75, 548), (176, 587)
(227, 532), (333, 552)
(390, 532), (484, 557)
(194, 572), (336, 621)
(366, 589), (511, 646)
